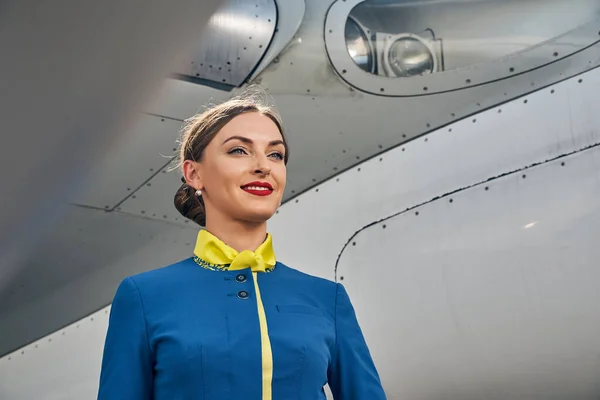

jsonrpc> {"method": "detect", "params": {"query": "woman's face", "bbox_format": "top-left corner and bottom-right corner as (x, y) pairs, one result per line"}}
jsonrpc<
(186, 112), (287, 225)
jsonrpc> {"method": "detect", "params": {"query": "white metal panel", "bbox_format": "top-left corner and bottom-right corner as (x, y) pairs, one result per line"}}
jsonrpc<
(249, 0), (307, 79)
(0, 307), (109, 400)
(337, 144), (600, 399)
(117, 162), (191, 224)
(269, 67), (600, 281)
(143, 78), (233, 122)
(71, 115), (184, 209)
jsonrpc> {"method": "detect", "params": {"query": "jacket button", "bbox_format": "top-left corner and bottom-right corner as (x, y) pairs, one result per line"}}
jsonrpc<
(235, 274), (247, 283)
(237, 290), (250, 299)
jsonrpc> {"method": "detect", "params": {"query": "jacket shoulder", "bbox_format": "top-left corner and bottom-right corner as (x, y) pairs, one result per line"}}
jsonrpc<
(275, 261), (339, 293)
(123, 257), (199, 293)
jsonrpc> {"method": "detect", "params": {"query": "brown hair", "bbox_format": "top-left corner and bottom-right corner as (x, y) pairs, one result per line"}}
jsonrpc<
(173, 87), (288, 226)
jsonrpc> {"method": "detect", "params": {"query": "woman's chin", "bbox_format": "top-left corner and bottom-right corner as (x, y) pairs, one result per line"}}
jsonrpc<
(239, 207), (278, 223)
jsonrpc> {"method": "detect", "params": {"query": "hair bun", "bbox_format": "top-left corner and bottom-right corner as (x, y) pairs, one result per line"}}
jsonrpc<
(174, 183), (206, 226)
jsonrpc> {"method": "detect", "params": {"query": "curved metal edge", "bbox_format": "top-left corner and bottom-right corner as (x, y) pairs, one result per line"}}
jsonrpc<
(324, 0), (600, 97)
(249, 0), (307, 80)
(334, 139), (600, 281)
(175, 0), (277, 87)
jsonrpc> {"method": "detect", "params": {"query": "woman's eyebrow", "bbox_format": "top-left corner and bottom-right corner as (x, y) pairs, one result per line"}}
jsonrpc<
(223, 135), (284, 147)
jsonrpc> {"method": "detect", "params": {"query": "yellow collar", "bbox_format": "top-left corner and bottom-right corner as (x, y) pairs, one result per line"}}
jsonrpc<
(193, 229), (276, 273)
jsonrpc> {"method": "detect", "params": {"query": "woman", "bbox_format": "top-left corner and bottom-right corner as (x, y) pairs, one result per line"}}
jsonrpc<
(97, 89), (386, 399)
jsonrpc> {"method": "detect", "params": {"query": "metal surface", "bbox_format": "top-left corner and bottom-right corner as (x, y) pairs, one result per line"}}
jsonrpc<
(174, 0), (277, 86)
(0, 0), (224, 301)
(249, 0), (307, 80)
(70, 115), (184, 210)
(339, 144), (600, 399)
(2, 67), (600, 399)
(325, 0), (600, 96)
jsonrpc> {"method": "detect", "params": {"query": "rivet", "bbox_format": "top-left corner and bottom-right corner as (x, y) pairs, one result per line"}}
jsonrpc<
(423, 86), (428, 91)
(316, 188), (319, 192)
(449, 199), (453, 203)
(295, 199), (299, 203)
(340, 276), (344, 280)
(553, 52), (559, 57)
(379, 157), (383, 161)
(551, 89), (555, 94)
(358, 168), (361, 171)
(336, 178), (340, 182)
(579, 79), (583, 83)
(524, 99), (528, 104)
(561, 162), (565, 166)
(498, 109), (502, 113)
(415, 211), (419, 216)
(472, 119), (477, 123)
(342, 69), (347, 74)
(380, 88), (385, 92)
(522, 174), (527, 179)
(352, 242), (356, 246)
(402, 148), (405, 151)
(382, 224), (387, 229)
(510, 67), (515, 72)
(466, 79), (471, 84)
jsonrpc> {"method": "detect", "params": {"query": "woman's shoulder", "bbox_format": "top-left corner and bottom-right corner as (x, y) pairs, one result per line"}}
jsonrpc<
(119, 257), (201, 294)
(274, 261), (340, 292)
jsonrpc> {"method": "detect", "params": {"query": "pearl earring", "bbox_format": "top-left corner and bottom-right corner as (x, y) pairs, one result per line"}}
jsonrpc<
(195, 189), (202, 196)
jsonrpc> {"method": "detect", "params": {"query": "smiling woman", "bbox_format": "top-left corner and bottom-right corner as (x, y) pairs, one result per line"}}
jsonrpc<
(97, 86), (386, 400)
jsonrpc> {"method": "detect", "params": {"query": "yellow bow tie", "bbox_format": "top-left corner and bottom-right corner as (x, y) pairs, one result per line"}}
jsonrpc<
(193, 230), (276, 273)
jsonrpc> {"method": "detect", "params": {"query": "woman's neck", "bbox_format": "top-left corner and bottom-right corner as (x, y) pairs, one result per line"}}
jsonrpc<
(204, 218), (268, 253)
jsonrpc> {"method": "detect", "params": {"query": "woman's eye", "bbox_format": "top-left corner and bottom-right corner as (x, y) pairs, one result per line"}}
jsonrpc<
(228, 148), (247, 155)
(269, 152), (284, 160)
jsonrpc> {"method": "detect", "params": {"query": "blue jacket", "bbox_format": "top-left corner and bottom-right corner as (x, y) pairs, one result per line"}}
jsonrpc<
(98, 258), (386, 399)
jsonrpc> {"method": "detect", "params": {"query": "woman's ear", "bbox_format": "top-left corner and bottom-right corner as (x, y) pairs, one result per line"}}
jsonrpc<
(182, 160), (203, 190)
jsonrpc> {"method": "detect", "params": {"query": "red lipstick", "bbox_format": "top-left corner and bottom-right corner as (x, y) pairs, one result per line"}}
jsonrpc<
(241, 181), (274, 197)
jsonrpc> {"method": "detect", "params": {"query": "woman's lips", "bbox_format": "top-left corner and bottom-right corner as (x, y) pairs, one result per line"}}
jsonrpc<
(241, 183), (274, 197)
